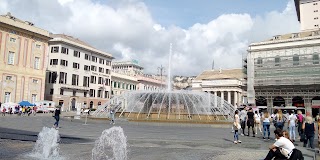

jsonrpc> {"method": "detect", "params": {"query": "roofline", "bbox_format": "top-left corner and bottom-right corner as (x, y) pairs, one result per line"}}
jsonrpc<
(49, 37), (114, 59)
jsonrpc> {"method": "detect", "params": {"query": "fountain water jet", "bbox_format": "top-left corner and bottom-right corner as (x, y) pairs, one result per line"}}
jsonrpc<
(28, 127), (63, 160)
(92, 126), (127, 160)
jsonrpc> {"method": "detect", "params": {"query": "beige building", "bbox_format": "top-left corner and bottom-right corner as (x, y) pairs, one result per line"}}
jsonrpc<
(192, 69), (245, 107)
(295, 0), (320, 31)
(0, 13), (51, 104)
(45, 34), (113, 111)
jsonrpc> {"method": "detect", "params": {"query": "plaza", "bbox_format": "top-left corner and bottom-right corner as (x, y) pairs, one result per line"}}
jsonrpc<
(0, 114), (316, 160)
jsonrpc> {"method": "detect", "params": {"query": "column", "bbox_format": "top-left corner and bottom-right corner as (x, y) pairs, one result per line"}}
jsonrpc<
(238, 92), (242, 105)
(227, 91), (231, 104)
(234, 91), (238, 107)
(221, 91), (224, 107)
(214, 91), (217, 108)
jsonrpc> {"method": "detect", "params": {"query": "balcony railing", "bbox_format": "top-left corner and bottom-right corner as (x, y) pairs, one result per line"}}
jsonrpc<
(60, 84), (89, 91)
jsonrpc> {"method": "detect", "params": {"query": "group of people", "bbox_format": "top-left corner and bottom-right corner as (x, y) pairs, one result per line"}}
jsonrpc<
(233, 106), (318, 159)
(1, 106), (37, 116)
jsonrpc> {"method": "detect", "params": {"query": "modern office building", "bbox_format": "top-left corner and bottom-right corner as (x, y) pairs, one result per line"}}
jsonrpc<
(295, 0), (320, 31)
(45, 34), (113, 111)
(0, 13), (51, 104)
(192, 69), (245, 107)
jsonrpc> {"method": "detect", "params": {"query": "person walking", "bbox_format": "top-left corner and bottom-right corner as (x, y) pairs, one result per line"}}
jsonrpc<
(296, 110), (304, 139)
(302, 116), (316, 149)
(288, 110), (297, 142)
(262, 111), (271, 140)
(239, 107), (247, 136)
(246, 108), (255, 137)
(233, 110), (241, 144)
(2, 107), (6, 116)
(53, 107), (61, 129)
(275, 110), (285, 130)
(110, 107), (115, 125)
(254, 110), (262, 135)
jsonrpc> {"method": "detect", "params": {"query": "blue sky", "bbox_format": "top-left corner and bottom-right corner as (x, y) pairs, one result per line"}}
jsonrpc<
(143, 0), (291, 28)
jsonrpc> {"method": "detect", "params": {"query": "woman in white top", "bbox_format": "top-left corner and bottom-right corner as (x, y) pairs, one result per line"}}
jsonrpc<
(233, 110), (241, 144)
(254, 111), (262, 135)
(262, 111), (272, 140)
(288, 110), (297, 142)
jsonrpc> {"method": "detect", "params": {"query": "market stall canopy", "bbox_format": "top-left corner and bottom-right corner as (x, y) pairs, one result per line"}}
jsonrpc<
(19, 101), (35, 106)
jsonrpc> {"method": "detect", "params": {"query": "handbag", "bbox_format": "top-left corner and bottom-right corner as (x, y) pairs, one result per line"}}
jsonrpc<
(300, 133), (306, 142)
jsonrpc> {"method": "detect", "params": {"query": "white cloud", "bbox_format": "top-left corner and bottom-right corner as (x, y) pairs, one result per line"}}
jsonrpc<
(0, 0), (299, 76)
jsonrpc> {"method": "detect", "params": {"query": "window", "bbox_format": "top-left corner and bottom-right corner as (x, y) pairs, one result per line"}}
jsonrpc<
(106, 61), (111, 66)
(59, 72), (67, 84)
(313, 54), (319, 64)
(6, 76), (12, 80)
(275, 57), (280, 66)
(50, 89), (54, 95)
(50, 59), (58, 65)
(106, 69), (110, 74)
(73, 51), (80, 58)
(72, 74), (79, 86)
(31, 94), (37, 103)
(60, 89), (64, 95)
(99, 58), (105, 64)
(84, 91), (87, 97)
(314, 3), (318, 5)
(73, 62), (80, 69)
(9, 37), (16, 42)
(97, 90), (102, 98)
(8, 51), (14, 65)
(34, 57), (40, 69)
(4, 92), (11, 103)
(105, 78), (110, 86)
(315, 24), (319, 27)
(315, 17), (319, 20)
(293, 55), (299, 65)
(91, 56), (97, 62)
(104, 91), (109, 98)
(99, 67), (104, 73)
(90, 89), (95, 97)
(85, 54), (90, 60)
(315, 10), (319, 12)
(33, 79), (38, 84)
(90, 76), (96, 84)
(48, 72), (57, 83)
(60, 59), (68, 67)
(84, 65), (90, 71)
(83, 76), (90, 87)
(91, 65), (97, 71)
(257, 57), (262, 67)
(36, 44), (41, 49)
(73, 90), (76, 96)
(61, 47), (69, 54)
(98, 77), (103, 84)
(51, 46), (59, 53)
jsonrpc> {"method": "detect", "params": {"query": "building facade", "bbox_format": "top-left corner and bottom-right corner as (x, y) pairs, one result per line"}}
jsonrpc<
(295, 0), (320, 31)
(0, 13), (51, 104)
(246, 30), (320, 116)
(192, 69), (244, 107)
(45, 34), (113, 111)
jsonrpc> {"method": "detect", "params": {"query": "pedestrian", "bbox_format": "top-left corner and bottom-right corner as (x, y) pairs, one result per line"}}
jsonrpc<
(22, 107), (26, 116)
(302, 116), (316, 149)
(275, 110), (285, 130)
(233, 110), (241, 144)
(296, 110), (304, 139)
(262, 110), (271, 140)
(110, 107), (115, 125)
(2, 107), (6, 116)
(246, 108), (255, 137)
(288, 110), (297, 142)
(271, 109), (278, 128)
(317, 116), (320, 151)
(254, 110), (262, 135)
(9, 107), (12, 115)
(53, 107), (61, 129)
(33, 106), (37, 116)
(239, 107), (247, 136)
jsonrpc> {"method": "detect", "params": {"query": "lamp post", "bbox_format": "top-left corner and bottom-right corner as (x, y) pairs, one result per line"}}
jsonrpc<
(158, 65), (165, 90)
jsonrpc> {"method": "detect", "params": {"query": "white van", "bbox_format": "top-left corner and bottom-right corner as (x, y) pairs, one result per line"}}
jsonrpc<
(35, 101), (56, 113)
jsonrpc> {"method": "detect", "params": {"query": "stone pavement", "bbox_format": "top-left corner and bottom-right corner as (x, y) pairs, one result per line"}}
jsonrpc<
(0, 113), (317, 160)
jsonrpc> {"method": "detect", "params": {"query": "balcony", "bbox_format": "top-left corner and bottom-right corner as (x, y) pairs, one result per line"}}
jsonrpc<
(59, 84), (89, 91)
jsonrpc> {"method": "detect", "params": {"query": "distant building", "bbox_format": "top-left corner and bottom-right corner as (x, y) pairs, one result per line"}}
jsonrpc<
(192, 69), (245, 107)
(172, 76), (195, 90)
(0, 13), (51, 104)
(295, 0), (320, 31)
(45, 34), (113, 111)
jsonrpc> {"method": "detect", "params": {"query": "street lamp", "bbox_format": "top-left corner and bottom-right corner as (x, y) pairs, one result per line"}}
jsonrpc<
(158, 65), (165, 90)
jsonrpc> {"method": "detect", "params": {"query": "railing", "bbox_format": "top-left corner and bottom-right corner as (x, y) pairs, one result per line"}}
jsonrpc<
(59, 84), (89, 91)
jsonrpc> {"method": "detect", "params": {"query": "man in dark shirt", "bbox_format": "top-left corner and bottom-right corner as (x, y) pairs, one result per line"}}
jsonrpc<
(246, 108), (255, 137)
(53, 107), (61, 129)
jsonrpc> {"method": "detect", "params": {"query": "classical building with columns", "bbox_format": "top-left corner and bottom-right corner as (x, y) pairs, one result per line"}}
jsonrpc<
(0, 13), (51, 104)
(192, 69), (244, 107)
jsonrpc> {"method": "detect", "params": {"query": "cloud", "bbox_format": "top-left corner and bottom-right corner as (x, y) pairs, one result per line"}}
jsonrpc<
(0, 0), (299, 76)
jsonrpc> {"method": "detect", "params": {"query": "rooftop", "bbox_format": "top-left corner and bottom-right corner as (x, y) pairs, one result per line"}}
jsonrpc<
(194, 69), (243, 81)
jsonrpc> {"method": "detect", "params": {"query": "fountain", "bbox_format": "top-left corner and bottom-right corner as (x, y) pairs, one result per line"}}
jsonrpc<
(92, 44), (235, 122)
(92, 126), (127, 160)
(28, 127), (63, 160)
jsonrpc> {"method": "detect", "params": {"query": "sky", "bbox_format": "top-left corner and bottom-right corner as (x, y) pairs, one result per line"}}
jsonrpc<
(0, 0), (300, 76)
